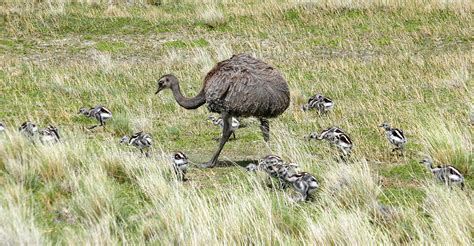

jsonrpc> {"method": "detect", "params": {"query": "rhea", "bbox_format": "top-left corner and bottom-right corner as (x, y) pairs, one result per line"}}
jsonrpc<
(208, 115), (240, 139)
(246, 154), (285, 172)
(19, 121), (38, 139)
(120, 131), (153, 157)
(419, 158), (465, 189)
(308, 127), (353, 160)
(155, 54), (290, 168)
(302, 93), (334, 114)
(39, 125), (61, 144)
(278, 165), (319, 201)
(379, 122), (407, 156)
(172, 151), (189, 181)
(78, 105), (112, 129)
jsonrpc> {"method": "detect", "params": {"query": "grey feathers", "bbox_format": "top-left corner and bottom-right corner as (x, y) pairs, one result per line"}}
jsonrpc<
(204, 54), (290, 118)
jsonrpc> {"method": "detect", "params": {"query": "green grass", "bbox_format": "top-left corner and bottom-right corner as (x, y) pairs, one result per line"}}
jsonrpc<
(379, 187), (426, 206)
(0, 0), (472, 244)
(380, 161), (426, 181)
(96, 41), (128, 53)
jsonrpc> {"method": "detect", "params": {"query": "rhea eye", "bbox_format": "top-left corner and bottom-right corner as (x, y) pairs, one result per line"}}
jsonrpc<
(165, 78), (169, 82)
(174, 154), (180, 159)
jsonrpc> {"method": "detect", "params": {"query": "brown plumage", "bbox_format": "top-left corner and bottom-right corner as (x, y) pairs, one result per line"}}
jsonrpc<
(155, 53), (290, 167)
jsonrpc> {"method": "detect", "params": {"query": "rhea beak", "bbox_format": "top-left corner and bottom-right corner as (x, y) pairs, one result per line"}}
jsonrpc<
(155, 87), (163, 95)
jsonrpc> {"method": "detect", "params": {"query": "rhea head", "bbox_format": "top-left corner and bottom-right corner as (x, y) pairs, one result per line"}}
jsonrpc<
(155, 74), (177, 94)
(379, 122), (391, 130)
(419, 158), (433, 169)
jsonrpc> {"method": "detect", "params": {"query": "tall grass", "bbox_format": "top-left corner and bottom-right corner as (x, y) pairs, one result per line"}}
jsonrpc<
(1, 128), (472, 243)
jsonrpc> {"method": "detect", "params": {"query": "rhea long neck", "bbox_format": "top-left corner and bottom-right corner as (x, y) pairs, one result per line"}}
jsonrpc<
(170, 80), (206, 109)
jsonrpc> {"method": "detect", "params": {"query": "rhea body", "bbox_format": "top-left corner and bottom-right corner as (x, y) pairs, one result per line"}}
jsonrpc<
(419, 158), (465, 189)
(155, 54), (290, 168)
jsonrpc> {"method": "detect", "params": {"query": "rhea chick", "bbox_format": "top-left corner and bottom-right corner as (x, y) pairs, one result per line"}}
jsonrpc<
(302, 93), (334, 114)
(39, 125), (61, 144)
(308, 127), (353, 160)
(379, 122), (407, 156)
(278, 165), (319, 201)
(246, 154), (285, 172)
(172, 151), (189, 181)
(265, 163), (299, 189)
(419, 158), (465, 189)
(307, 126), (345, 142)
(19, 121), (38, 139)
(120, 131), (153, 157)
(78, 105), (112, 129)
(208, 115), (240, 139)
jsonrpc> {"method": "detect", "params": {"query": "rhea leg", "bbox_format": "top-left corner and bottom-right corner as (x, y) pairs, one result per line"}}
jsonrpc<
(88, 118), (104, 130)
(302, 187), (309, 201)
(259, 118), (270, 142)
(399, 146), (405, 156)
(88, 125), (99, 130)
(202, 113), (232, 168)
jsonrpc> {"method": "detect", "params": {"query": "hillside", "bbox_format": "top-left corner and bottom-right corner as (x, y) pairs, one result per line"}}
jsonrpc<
(0, 0), (473, 244)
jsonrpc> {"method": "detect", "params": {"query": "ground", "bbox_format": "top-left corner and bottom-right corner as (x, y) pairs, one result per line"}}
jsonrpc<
(0, 0), (473, 244)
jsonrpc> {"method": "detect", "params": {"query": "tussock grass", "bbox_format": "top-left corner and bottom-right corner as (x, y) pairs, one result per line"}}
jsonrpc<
(197, 3), (226, 28)
(0, 0), (473, 244)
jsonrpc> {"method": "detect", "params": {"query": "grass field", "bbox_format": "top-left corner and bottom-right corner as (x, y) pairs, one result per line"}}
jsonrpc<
(0, 0), (473, 244)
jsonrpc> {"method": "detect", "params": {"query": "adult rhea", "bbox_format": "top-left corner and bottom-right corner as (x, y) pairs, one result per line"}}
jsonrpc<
(155, 54), (290, 168)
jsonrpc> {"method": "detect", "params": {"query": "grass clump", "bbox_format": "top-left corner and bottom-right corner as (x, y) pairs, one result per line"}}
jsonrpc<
(197, 4), (226, 28)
